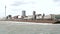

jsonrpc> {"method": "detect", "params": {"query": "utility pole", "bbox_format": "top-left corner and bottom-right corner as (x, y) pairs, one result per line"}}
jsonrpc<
(5, 5), (6, 17)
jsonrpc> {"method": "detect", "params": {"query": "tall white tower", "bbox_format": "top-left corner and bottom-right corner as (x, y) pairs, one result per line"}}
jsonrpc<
(5, 5), (6, 17)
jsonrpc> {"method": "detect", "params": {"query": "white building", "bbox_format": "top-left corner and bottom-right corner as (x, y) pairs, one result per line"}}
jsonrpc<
(24, 15), (33, 19)
(22, 14), (60, 20)
(24, 14), (41, 19)
(44, 15), (52, 19)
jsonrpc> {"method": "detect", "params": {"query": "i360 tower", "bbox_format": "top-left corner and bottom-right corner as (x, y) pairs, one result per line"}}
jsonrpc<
(5, 5), (6, 17)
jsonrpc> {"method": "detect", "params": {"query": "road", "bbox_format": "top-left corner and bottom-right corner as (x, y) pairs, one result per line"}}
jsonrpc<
(0, 21), (60, 34)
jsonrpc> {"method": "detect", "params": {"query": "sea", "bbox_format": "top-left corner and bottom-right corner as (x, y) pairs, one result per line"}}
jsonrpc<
(0, 21), (60, 34)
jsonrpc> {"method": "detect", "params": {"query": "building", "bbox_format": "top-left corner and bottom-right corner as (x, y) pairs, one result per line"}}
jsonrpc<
(24, 15), (33, 20)
(33, 11), (36, 20)
(22, 10), (26, 17)
(54, 14), (60, 21)
(13, 15), (21, 19)
(23, 14), (41, 20)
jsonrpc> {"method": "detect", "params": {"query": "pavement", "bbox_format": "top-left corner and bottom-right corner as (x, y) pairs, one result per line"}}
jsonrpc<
(0, 21), (60, 34)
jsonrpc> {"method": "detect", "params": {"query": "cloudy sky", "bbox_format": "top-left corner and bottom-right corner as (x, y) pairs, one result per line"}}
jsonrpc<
(0, 0), (60, 17)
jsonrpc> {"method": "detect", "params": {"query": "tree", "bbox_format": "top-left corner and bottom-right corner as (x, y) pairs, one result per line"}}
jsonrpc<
(8, 15), (12, 17)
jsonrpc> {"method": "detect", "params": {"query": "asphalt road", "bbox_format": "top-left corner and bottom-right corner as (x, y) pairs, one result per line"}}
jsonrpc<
(0, 21), (60, 34)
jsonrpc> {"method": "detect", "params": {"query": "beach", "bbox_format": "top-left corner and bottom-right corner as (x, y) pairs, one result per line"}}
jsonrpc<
(0, 21), (60, 34)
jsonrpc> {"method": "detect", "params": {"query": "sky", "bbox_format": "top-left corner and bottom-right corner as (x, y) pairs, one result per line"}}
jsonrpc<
(0, 0), (60, 17)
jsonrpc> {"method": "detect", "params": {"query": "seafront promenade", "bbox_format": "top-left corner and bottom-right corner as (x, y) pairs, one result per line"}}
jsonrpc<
(1, 19), (56, 24)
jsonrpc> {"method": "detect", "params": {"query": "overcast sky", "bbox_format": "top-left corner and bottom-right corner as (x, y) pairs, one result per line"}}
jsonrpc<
(0, 0), (60, 17)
